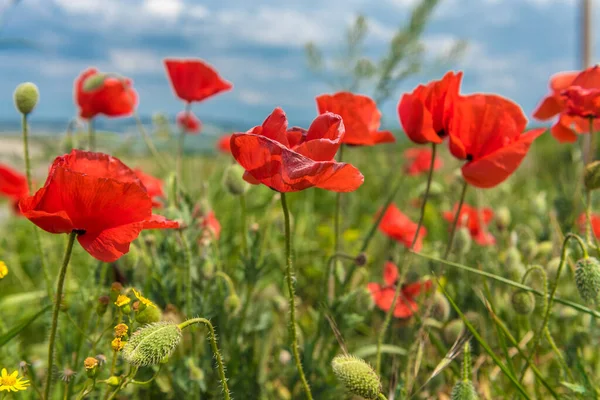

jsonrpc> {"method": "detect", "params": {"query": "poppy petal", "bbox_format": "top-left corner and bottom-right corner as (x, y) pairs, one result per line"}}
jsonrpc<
(398, 94), (442, 144)
(383, 261), (398, 286)
(373, 130), (396, 144)
(78, 222), (144, 262)
(142, 214), (180, 229)
(533, 96), (562, 120)
(293, 112), (343, 161)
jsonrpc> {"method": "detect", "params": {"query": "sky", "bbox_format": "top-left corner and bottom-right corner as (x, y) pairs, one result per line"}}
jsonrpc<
(0, 0), (592, 129)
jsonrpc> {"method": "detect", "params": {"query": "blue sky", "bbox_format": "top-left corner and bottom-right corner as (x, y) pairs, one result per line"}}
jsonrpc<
(0, 0), (591, 129)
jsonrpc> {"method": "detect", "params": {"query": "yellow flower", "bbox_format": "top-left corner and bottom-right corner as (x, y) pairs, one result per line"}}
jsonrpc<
(132, 289), (157, 308)
(0, 368), (29, 392)
(111, 338), (125, 352)
(114, 323), (128, 338)
(0, 261), (8, 279)
(114, 295), (131, 307)
(83, 357), (98, 370)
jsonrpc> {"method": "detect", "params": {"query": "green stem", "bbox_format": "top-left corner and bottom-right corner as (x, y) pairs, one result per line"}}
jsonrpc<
(445, 179), (468, 259)
(177, 102), (192, 189)
(178, 318), (231, 400)
(375, 143), (437, 376)
(21, 113), (33, 193)
(133, 112), (169, 173)
(280, 193), (313, 399)
(88, 118), (95, 151)
(588, 117), (596, 164)
(239, 193), (249, 257)
(215, 271), (237, 297)
(179, 231), (194, 318)
(43, 231), (77, 400)
(378, 394), (388, 400)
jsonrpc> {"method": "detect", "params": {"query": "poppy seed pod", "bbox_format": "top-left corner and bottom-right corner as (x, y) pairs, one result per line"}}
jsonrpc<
(575, 257), (600, 304)
(331, 355), (382, 400)
(584, 161), (600, 191)
(122, 322), (182, 367)
(451, 381), (479, 400)
(13, 82), (39, 115)
(222, 164), (250, 195)
(511, 290), (535, 315)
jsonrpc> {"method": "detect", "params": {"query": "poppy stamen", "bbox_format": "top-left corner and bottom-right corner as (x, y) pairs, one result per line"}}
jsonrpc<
(436, 130), (446, 138)
(466, 154), (474, 161)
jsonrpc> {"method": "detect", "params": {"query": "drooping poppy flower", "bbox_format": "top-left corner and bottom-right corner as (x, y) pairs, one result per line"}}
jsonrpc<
(315, 92), (395, 146)
(230, 107), (364, 193)
(19, 150), (179, 262)
(367, 261), (433, 319)
(378, 204), (426, 252)
(562, 66), (600, 119)
(200, 210), (221, 240)
(577, 213), (600, 238)
(134, 169), (165, 208)
(398, 71), (463, 144)
(0, 164), (28, 213)
(217, 135), (232, 153)
(443, 203), (495, 246)
(74, 68), (137, 120)
(164, 59), (232, 103)
(448, 94), (545, 189)
(403, 147), (442, 176)
(176, 111), (202, 134)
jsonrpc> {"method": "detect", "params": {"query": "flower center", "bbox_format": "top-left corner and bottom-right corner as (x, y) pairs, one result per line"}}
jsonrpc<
(2, 375), (16, 386)
(466, 154), (474, 161)
(73, 229), (86, 235)
(436, 129), (446, 138)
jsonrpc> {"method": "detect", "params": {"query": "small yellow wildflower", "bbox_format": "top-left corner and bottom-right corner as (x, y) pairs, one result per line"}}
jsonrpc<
(111, 338), (125, 352)
(83, 357), (98, 370)
(0, 261), (8, 279)
(132, 289), (157, 308)
(114, 295), (131, 307)
(0, 368), (29, 392)
(114, 323), (128, 338)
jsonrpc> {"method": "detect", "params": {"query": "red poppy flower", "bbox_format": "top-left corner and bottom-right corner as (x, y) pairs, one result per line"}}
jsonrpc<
(0, 164), (28, 213)
(367, 261), (432, 319)
(230, 107), (364, 193)
(315, 92), (395, 146)
(134, 169), (165, 208)
(217, 135), (232, 153)
(200, 210), (221, 240)
(562, 66), (600, 119)
(74, 68), (137, 120)
(443, 203), (495, 246)
(403, 148), (442, 176)
(448, 94), (545, 189)
(378, 204), (426, 252)
(398, 71), (463, 144)
(578, 213), (600, 238)
(176, 111), (202, 134)
(19, 150), (179, 262)
(164, 59), (232, 103)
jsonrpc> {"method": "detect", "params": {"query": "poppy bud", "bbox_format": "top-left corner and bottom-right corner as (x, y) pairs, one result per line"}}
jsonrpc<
(354, 252), (368, 267)
(536, 241), (553, 259)
(122, 322), (182, 367)
(521, 240), (538, 261)
(185, 358), (204, 381)
(584, 161), (600, 191)
(443, 319), (465, 345)
(546, 257), (561, 279)
(279, 350), (292, 365)
(505, 247), (525, 280)
(97, 296), (110, 316)
(84, 357), (99, 378)
(222, 164), (249, 195)
(136, 304), (162, 324)
(13, 82), (39, 115)
(106, 376), (120, 387)
(224, 295), (241, 315)
(82, 73), (107, 92)
(453, 227), (472, 255)
(511, 290), (535, 315)
(495, 206), (511, 230)
(575, 257), (600, 304)
(331, 355), (382, 400)
(110, 282), (123, 302)
(432, 292), (451, 322)
(451, 381), (479, 400)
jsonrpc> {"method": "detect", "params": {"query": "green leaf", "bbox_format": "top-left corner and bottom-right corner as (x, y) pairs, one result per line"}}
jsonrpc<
(0, 304), (51, 348)
(353, 344), (406, 359)
(560, 382), (586, 394)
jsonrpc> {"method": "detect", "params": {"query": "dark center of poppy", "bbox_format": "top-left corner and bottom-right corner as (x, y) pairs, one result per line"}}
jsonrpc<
(436, 129), (446, 138)
(466, 154), (474, 161)
(73, 229), (86, 235)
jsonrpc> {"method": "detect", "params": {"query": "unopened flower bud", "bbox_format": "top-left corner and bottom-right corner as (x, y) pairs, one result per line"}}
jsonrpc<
(136, 304), (162, 324)
(279, 350), (292, 365)
(14, 82), (39, 115)
(82, 73), (106, 92)
(546, 257), (561, 279)
(451, 381), (479, 400)
(122, 322), (182, 367)
(97, 296), (110, 316)
(106, 376), (120, 387)
(443, 319), (465, 345)
(354, 252), (368, 267)
(511, 290), (535, 315)
(505, 247), (524, 280)
(432, 292), (451, 322)
(110, 282), (123, 302)
(521, 240), (538, 261)
(575, 257), (600, 304)
(585, 161), (600, 191)
(453, 227), (472, 255)
(84, 357), (99, 378)
(536, 241), (553, 259)
(225, 295), (241, 316)
(114, 323), (128, 338)
(495, 206), (511, 230)
(332, 355), (382, 400)
(222, 164), (250, 195)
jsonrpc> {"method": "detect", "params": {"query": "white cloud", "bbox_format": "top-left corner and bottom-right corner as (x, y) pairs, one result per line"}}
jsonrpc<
(143, 0), (184, 20)
(108, 49), (164, 74)
(238, 90), (268, 105)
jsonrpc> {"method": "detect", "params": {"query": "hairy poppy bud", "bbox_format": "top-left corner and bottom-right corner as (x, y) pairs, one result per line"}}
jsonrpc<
(122, 322), (182, 367)
(453, 227), (472, 255)
(585, 161), (600, 191)
(451, 381), (479, 400)
(136, 304), (162, 324)
(222, 164), (249, 195)
(575, 257), (600, 304)
(82, 73), (106, 92)
(331, 355), (382, 400)
(546, 257), (561, 279)
(110, 282), (123, 302)
(511, 290), (535, 315)
(505, 247), (524, 280)
(432, 292), (451, 322)
(536, 241), (553, 259)
(14, 82), (39, 115)
(495, 206), (511, 230)
(443, 319), (464, 345)
(224, 295), (241, 315)
(521, 240), (538, 261)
